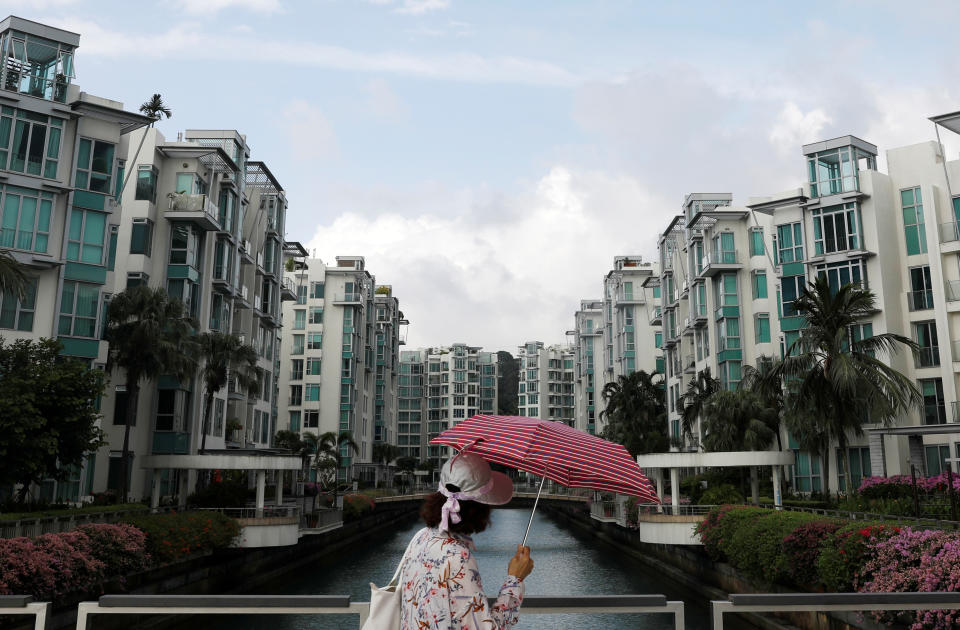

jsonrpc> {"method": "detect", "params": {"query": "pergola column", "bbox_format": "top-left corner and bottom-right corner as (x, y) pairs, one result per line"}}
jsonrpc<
(656, 470), (665, 513)
(151, 469), (162, 512)
(772, 465), (783, 509)
(275, 470), (284, 506)
(255, 470), (266, 518)
(670, 467), (680, 516)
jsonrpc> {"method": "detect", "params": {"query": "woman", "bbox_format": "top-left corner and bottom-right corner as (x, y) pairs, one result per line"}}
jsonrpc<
(399, 451), (534, 629)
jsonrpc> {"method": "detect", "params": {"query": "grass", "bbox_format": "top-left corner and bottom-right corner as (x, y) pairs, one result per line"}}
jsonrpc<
(0, 503), (150, 521)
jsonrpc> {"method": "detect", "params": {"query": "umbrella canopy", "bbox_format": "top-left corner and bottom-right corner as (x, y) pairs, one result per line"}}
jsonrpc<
(430, 414), (659, 503)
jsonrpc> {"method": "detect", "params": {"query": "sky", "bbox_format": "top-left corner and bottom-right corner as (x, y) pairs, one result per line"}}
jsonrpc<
(12, 0), (960, 351)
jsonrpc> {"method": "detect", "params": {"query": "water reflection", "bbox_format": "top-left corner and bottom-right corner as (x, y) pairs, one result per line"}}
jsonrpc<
(180, 508), (727, 630)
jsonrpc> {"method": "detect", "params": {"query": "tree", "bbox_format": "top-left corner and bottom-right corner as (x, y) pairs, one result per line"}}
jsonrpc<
(739, 358), (784, 451)
(416, 459), (437, 487)
(599, 370), (669, 457)
(106, 286), (196, 502)
(195, 331), (259, 454)
(780, 276), (921, 497)
(317, 431), (359, 505)
(274, 429), (311, 493)
(371, 442), (401, 488)
(701, 389), (778, 453)
(395, 456), (417, 492)
(496, 350), (519, 415)
(0, 338), (105, 500)
(679, 368), (720, 448)
(118, 94), (173, 199)
(0, 249), (27, 298)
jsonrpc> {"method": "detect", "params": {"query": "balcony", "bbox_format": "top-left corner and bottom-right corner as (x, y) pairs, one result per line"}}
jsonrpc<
(212, 266), (233, 294)
(906, 290), (934, 312)
(939, 221), (960, 247)
(152, 431), (190, 455)
(914, 346), (940, 369)
(332, 293), (362, 305)
(700, 250), (741, 277)
(692, 304), (708, 324)
(946, 280), (960, 303)
(648, 306), (662, 325)
(166, 194), (220, 231)
(235, 285), (251, 309)
(280, 277), (297, 301)
(616, 292), (645, 306)
(952, 401), (960, 423)
(683, 355), (696, 374)
(239, 239), (254, 265)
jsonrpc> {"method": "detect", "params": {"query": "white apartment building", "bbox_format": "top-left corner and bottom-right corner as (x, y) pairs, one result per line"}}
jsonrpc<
(569, 300), (604, 434)
(516, 341), (575, 424)
(278, 256), (403, 483)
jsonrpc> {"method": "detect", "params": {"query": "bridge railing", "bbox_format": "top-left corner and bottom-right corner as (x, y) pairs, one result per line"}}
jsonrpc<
(711, 592), (960, 630)
(73, 594), (684, 630)
(0, 596), (48, 630)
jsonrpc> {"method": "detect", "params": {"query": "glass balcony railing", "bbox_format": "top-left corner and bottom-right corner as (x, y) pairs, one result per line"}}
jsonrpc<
(906, 290), (934, 311)
(914, 346), (940, 369)
(939, 221), (960, 244)
(945, 280), (960, 302)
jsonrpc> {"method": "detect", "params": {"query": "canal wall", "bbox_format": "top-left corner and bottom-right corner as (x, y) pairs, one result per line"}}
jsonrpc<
(540, 503), (890, 630)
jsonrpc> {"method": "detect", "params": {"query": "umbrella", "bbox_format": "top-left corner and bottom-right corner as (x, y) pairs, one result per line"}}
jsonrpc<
(430, 414), (659, 544)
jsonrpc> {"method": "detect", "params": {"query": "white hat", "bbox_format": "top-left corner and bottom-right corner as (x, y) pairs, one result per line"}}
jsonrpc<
(437, 452), (513, 531)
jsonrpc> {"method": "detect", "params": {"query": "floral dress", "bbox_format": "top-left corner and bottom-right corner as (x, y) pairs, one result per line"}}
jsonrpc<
(399, 527), (524, 629)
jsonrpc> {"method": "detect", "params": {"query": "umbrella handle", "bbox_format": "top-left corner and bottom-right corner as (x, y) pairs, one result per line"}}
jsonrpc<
(521, 476), (546, 547)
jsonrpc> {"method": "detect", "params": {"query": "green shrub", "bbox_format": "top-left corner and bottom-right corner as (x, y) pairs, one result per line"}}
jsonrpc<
(122, 511), (240, 565)
(695, 505), (768, 561)
(724, 510), (822, 584)
(816, 521), (900, 591)
(342, 494), (375, 521)
(700, 484), (744, 505)
(781, 520), (844, 587)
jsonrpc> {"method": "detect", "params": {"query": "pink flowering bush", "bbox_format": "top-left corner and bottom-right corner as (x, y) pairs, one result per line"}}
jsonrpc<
(860, 527), (960, 629)
(0, 524), (148, 601)
(858, 474), (960, 497)
(343, 493), (376, 521)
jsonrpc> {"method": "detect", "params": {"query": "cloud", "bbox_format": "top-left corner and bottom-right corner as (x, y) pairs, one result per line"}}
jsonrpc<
(0, 0), (79, 7)
(306, 167), (667, 350)
(172, 0), (282, 15)
(395, 0), (450, 15)
(769, 103), (831, 156)
(363, 78), (407, 121)
(45, 18), (577, 86)
(280, 100), (338, 161)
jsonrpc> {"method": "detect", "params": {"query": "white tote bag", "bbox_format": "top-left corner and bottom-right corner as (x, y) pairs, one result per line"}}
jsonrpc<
(361, 535), (417, 630)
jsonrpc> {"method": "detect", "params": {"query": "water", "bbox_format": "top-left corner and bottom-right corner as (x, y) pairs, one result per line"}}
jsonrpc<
(182, 508), (728, 630)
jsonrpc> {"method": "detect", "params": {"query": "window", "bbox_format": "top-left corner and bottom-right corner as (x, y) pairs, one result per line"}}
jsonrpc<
(0, 278), (36, 330)
(746, 227), (763, 256)
(58, 281), (99, 337)
(815, 259), (864, 294)
(309, 306), (323, 324)
(213, 399), (225, 436)
(293, 309), (306, 330)
(914, 321), (940, 368)
(112, 390), (131, 426)
(712, 232), (735, 263)
(925, 444), (950, 476)
(175, 172), (206, 195)
(304, 410), (319, 428)
(307, 357), (322, 375)
(308, 332), (322, 349)
(67, 208), (106, 264)
(218, 189), (236, 233)
(901, 187), (926, 255)
(310, 282), (324, 299)
(290, 359), (303, 380)
(289, 385), (302, 406)
(169, 224), (200, 267)
(693, 282), (707, 317)
(908, 266), (933, 311)
(74, 138), (115, 193)
(776, 223), (804, 263)
(755, 313), (771, 344)
(0, 108), (63, 177)
(813, 203), (859, 254)
(135, 165), (158, 203)
(807, 147), (862, 197)
(752, 271), (767, 299)
(715, 273), (738, 308)
(305, 384), (320, 401)
(718, 359), (741, 391)
(781, 275), (805, 317)
(292, 334), (304, 355)
(129, 218), (153, 256)
(0, 186), (54, 253)
(655, 332), (662, 348)
(792, 450), (822, 492)
(920, 378), (946, 425)
(623, 281), (633, 300)
(717, 317), (740, 351)
(296, 284), (307, 304)
(126, 272), (148, 288)
(288, 411), (301, 432)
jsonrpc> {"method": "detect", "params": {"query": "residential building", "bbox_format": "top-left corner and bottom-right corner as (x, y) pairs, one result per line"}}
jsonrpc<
(516, 341), (574, 424)
(569, 300), (603, 434)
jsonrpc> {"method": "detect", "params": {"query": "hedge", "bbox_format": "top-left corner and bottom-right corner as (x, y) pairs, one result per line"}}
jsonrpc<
(121, 511), (240, 565)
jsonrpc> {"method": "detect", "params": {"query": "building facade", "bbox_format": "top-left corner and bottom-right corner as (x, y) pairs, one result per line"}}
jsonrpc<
(516, 341), (574, 424)
(569, 300), (604, 434)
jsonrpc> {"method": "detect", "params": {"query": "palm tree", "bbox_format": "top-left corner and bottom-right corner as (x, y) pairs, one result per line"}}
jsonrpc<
(317, 430), (359, 506)
(105, 286), (196, 502)
(0, 249), (27, 298)
(118, 94), (173, 199)
(371, 442), (401, 488)
(599, 370), (669, 457)
(780, 276), (921, 497)
(195, 331), (259, 454)
(679, 368), (720, 448)
(739, 358), (784, 451)
(701, 389), (778, 453)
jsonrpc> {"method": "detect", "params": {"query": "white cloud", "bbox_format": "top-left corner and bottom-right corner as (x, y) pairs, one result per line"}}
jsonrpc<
(44, 18), (577, 86)
(172, 0), (282, 15)
(0, 0), (79, 8)
(395, 0), (450, 15)
(280, 100), (338, 161)
(769, 102), (831, 156)
(363, 78), (407, 121)
(306, 167), (666, 350)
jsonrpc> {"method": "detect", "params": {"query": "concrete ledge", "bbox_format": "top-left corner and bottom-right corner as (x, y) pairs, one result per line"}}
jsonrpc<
(97, 595), (351, 608)
(235, 516), (299, 526)
(730, 592), (960, 606)
(0, 595), (33, 607)
(517, 595), (668, 608)
(636, 514), (703, 523)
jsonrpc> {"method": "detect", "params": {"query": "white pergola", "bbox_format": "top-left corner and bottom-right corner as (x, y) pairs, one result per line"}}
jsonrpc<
(636, 451), (795, 514)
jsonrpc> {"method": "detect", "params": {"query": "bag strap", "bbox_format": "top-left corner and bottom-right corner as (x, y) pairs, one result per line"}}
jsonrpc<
(387, 531), (420, 588)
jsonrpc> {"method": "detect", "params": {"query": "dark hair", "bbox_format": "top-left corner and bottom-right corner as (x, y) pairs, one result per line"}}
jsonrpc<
(420, 490), (491, 535)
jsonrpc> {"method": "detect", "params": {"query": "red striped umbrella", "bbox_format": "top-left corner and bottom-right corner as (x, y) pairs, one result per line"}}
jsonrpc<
(430, 414), (660, 543)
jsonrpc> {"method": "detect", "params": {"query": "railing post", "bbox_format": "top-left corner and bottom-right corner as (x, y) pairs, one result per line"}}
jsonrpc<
(711, 600), (728, 630)
(947, 462), (958, 523)
(910, 464), (921, 518)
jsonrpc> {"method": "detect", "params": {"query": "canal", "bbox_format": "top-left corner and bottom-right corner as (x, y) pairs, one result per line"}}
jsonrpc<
(180, 508), (746, 630)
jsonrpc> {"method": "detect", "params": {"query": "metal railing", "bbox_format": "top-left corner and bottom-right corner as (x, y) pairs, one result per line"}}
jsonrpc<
(712, 592), (960, 630)
(75, 594), (684, 630)
(0, 507), (152, 539)
(193, 506), (298, 520)
(906, 289), (934, 311)
(636, 503), (717, 517)
(702, 250), (739, 268)
(168, 193), (218, 221)
(756, 503), (960, 530)
(0, 596), (47, 630)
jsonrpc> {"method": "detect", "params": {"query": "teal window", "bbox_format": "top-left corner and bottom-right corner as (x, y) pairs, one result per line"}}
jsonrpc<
(816, 260), (863, 294)
(307, 357), (322, 375)
(74, 138), (115, 193)
(289, 385), (302, 406)
(58, 281), (99, 338)
(925, 444), (950, 476)
(0, 277), (36, 331)
(67, 208), (106, 264)
(813, 203), (859, 254)
(783, 330), (802, 358)
(218, 190), (236, 233)
(296, 285), (307, 304)
(175, 172), (207, 195)
(712, 232), (736, 263)
(305, 384), (320, 401)
(954, 196), (960, 224)
(655, 331), (662, 348)
(752, 271), (767, 299)
(304, 410), (319, 428)
(776, 223), (804, 263)
(792, 450), (822, 492)
(114, 163), (124, 201)
(652, 286), (661, 298)
(913, 321), (939, 368)
(693, 282), (707, 317)
(129, 218), (153, 256)
(311, 282), (324, 299)
(169, 224), (200, 266)
(293, 309), (306, 330)
(901, 187), (926, 255)
(755, 313), (771, 343)
(717, 317), (740, 351)
(623, 281), (633, 300)
(807, 147), (868, 197)
(107, 225), (118, 270)
(749, 228), (764, 256)
(0, 186), (53, 252)
(837, 446), (871, 492)
(694, 241), (704, 274)
(309, 306), (323, 323)
(0, 108), (63, 177)
(781, 275), (805, 317)
(288, 411), (301, 432)
(920, 378), (946, 425)
(715, 273), (738, 307)
(292, 334), (304, 355)
(135, 165), (158, 203)
(308, 332), (322, 349)
(719, 360), (741, 391)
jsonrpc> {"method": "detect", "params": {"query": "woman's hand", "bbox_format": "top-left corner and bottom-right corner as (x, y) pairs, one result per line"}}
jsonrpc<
(507, 545), (534, 581)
